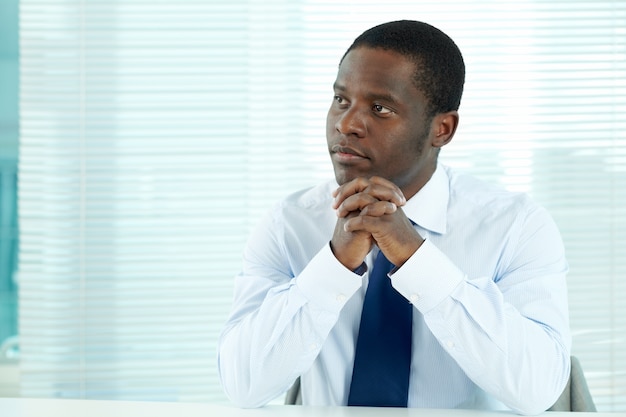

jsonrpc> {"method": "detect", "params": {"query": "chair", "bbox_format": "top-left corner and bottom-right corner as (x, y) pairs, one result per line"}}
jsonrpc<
(286, 356), (597, 411)
(548, 356), (597, 412)
(284, 376), (302, 405)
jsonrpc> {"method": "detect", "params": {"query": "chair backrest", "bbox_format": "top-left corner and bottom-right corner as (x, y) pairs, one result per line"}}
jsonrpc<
(286, 356), (597, 411)
(284, 377), (302, 405)
(548, 356), (597, 412)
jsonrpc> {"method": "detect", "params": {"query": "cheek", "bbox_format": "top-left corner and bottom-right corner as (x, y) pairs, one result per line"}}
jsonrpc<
(383, 131), (426, 164)
(403, 124), (430, 153)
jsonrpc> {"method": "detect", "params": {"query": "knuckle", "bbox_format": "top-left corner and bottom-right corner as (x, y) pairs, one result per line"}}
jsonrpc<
(355, 177), (369, 188)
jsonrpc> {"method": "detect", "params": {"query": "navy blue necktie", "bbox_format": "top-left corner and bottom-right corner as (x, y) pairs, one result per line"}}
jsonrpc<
(347, 250), (413, 407)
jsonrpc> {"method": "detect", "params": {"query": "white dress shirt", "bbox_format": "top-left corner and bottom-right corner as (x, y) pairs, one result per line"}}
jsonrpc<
(218, 164), (571, 415)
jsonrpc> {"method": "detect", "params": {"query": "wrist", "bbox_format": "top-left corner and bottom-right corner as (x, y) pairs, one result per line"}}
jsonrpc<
(329, 241), (366, 271)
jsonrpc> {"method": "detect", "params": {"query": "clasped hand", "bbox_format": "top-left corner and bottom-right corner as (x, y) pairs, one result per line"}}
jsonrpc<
(330, 176), (424, 270)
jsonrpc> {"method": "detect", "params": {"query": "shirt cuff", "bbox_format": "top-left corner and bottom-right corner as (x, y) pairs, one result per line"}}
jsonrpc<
(390, 239), (465, 313)
(295, 242), (363, 313)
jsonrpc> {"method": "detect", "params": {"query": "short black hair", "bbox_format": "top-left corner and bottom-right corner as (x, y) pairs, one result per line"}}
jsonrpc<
(342, 20), (465, 118)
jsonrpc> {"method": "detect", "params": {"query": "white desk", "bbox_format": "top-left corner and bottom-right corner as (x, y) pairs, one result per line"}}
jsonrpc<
(0, 398), (617, 417)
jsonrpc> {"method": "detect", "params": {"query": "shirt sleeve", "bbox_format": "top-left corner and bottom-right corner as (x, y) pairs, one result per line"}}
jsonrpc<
(217, 208), (362, 408)
(391, 206), (572, 415)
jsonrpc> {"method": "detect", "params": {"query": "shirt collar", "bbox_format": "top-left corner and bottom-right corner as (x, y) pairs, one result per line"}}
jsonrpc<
(402, 163), (449, 234)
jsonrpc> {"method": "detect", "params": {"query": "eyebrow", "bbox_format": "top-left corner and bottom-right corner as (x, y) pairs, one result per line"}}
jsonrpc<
(333, 82), (401, 106)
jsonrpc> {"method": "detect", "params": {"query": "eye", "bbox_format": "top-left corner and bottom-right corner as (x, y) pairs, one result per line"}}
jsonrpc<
(373, 104), (393, 115)
(333, 95), (350, 109)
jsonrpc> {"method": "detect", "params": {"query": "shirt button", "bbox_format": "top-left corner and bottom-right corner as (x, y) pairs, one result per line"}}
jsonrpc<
(336, 294), (346, 302)
(446, 340), (455, 349)
(409, 293), (420, 303)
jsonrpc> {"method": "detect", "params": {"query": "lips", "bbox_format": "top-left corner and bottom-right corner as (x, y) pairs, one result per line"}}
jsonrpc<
(331, 145), (367, 159)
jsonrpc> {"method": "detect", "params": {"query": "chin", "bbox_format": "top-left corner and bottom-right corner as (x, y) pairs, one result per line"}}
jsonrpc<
(332, 169), (354, 186)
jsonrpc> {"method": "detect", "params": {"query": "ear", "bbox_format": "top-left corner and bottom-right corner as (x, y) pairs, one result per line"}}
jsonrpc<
(431, 111), (459, 148)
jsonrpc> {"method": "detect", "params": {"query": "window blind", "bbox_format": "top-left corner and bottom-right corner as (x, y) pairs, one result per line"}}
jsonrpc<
(18, 0), (626, 410)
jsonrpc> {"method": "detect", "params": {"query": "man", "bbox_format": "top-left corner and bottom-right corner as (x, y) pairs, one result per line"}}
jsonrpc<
(218, 20), (571, 414)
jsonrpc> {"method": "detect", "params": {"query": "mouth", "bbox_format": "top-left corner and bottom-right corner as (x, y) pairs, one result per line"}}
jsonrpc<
(330, 145), (368, 162)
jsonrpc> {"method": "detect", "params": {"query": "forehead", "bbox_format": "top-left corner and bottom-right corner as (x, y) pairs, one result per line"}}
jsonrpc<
(335, 47), (419, 98)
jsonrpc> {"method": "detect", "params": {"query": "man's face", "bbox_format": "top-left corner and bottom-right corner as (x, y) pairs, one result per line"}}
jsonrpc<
(326, 47), (437, 199)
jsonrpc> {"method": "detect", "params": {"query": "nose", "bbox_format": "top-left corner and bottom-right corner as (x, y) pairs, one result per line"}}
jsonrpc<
(335, 106), (366, 138)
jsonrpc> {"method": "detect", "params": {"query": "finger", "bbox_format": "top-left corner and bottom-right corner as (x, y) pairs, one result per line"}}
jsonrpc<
(332, 177), (371, 209)
(335, 193), (379, 218)
(343, 214), (378, 233)
(368, 177), (406, 206)
(333, 177), (406, 209)
(359, 201), (397, 217)
(369, 176), (404, 193)
(343, 208), (406, 234)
